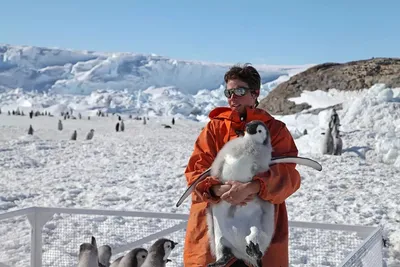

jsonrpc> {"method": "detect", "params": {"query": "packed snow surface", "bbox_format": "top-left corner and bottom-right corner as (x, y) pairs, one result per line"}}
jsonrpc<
(0, 83), (399, 266)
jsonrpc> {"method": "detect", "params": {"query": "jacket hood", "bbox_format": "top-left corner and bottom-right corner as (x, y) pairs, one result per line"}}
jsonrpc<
(208, 107), (232, 120)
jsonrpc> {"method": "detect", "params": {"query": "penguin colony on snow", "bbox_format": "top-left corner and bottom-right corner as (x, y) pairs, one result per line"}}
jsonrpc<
(78, 236), (178, 267)
(1, 107), (177, 140)
(3, 105), (328, 266)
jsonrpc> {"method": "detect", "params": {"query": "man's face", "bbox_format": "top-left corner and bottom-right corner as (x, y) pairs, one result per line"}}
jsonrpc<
(226, 79), (256, 113)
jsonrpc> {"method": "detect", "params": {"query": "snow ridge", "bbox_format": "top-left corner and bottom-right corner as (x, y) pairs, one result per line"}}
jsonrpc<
(0, 44), (311, 95)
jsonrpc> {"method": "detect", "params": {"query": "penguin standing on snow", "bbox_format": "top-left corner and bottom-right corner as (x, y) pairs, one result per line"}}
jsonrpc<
(28, 125), (34, 135)
(77, 236), (100, 267)
(321, 123), (334, 155)
(140, 238), (177, 267)
(71, 130), (77, 140)
(329, 109), (342, 156)
(332, 123), (343, 156)
(115, 122), (120, 132)
(98, 245), (112, 267)
(58, 120), (63, 131)
(110, 247), (148, 267)
(86, 129), (95, 140)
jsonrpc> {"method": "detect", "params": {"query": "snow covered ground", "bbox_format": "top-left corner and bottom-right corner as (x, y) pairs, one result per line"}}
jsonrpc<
(0, 84), (399, 267)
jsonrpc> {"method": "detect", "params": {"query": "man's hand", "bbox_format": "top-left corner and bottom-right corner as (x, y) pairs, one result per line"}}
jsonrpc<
(210, 184), (232, 197)
(220, 180), (260, 205)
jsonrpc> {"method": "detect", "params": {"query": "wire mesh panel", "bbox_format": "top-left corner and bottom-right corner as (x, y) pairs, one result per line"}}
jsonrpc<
(289, 226), (366, 267)
(339, 228), (383, 267)
(40, 212), (187, 267)
(0, 208), (384, 267)
(112, 228), (186, 267)
(0, 215), (31, 267)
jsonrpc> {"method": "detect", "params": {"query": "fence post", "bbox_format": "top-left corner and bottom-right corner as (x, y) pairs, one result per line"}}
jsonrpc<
(26, 208), (54, 267)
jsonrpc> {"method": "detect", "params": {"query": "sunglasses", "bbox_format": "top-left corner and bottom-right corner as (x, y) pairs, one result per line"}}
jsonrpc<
(224, 87), (250, 98)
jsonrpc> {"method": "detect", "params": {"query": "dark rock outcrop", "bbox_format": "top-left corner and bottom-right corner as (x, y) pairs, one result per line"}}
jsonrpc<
(259, 58), (400, 115)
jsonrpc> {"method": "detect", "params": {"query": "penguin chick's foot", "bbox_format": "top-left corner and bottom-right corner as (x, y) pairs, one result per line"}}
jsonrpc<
(246, 241), (263, 267)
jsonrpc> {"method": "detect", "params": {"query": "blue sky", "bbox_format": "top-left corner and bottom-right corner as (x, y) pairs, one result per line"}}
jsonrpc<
(1, 0), (399, 65)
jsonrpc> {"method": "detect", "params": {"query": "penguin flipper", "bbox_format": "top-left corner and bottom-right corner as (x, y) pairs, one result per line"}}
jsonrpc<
(270, 156), (322, 171)
(175, 168), (211, 207)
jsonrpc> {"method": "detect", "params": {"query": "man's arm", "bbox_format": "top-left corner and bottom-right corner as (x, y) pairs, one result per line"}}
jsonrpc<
(252, 123), (301, 204)
(184, 121), (222, 204)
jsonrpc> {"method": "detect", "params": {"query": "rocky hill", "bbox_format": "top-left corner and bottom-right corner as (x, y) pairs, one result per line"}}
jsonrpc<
(258, 57), (400, 115)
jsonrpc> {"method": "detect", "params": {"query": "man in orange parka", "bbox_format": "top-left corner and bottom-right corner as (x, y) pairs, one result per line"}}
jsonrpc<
(183, 64), (301, 267)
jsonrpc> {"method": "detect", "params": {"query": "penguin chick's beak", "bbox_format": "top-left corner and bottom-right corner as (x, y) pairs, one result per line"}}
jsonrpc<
(171, 242), (178, 249)
(91, 236), (96, 246)
(166, 259), (172, 263)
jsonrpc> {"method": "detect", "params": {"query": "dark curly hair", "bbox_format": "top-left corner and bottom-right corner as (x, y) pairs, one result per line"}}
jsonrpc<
(224, 63), (261, 107)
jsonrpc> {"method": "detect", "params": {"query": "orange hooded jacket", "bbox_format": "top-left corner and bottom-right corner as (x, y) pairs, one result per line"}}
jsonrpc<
(183, 106), (301, 267)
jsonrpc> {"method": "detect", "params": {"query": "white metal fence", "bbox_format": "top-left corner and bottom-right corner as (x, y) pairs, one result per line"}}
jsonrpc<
(0, 206), (384, 267)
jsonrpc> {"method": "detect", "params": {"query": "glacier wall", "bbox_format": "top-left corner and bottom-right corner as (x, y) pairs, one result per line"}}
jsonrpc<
(0, 44), (311, 95)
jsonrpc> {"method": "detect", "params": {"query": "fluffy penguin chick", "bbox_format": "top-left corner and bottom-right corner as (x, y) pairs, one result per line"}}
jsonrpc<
(71, 130), (77, 140)
(111, 247), (148, 267)
(332, 125), (343, 156)
(78, 236), (99, 267)
(207, 120), (275, 267)
(86, 129), (94, 140)
(98, 245), (112, 267)
(141, 238), (177, 267)
(321, 124), (334, 155)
